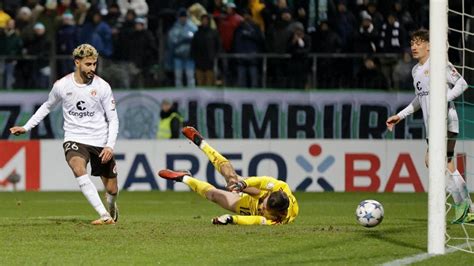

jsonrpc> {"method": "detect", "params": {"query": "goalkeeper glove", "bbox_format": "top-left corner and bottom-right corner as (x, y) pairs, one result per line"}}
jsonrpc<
(212, 214), (234, 225)
(228, 181), (247, 192)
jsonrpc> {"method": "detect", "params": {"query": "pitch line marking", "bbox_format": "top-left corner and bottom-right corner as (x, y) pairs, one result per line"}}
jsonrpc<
(381, 242), (473, 266)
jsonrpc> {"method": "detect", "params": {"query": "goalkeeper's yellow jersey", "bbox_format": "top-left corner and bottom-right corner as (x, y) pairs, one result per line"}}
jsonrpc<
(232, 176), (299, 225)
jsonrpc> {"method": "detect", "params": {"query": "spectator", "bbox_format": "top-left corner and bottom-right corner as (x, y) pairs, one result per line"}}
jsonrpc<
(23, 22), (51, 88)
(215, 2), (243, 53)
(212, 2), (242, 86)
(16, 6), (35, 42)
(74, 0), (90, 25)
(188, 3), (217, 29)
(128, 17), (158, 87)
(210, 0), (226, 19)
(156, 99), (183, 139)
(365, 1), (384, 32)
(78, 9), (113, 58)
(293, 0), (326, 34)
(37, 0), (60, 47)
(379, 13), (408, 53)
(117, 0), (149, 18)
(57, 0), (73, 16)
(266, 8), (294, 54)
(313, 20), (342, 88)
(356, 57), (389, 89)
(104, 3), (122, 29)
(104, 4), (122, 64)
(392, 51), (414, 90)
(2, 1), (21, 17)
(392, 0), (415, 32)
(313, 20), (342, 53)
(0, 18), (23, 89)
(115, 9), (137, 52)
(0, 3), (12, 29)
(286, 22), (311, 89)
(12, 7), (35, 89)
(24, 0), (42, 10)
(191, 14), (221, 86)
(107, 9), (137, 88)
(248, 0), (266, 32)
(275, 0), (289, 9)
(167, 8), (197, 88)
(353, 11), (378, 53)
(56, 12), (79, 77)
(266, 8), (296, 88)
(258, 0), (279, 35)
(331, 0), (356, 52)
(232, 8), (265, 88)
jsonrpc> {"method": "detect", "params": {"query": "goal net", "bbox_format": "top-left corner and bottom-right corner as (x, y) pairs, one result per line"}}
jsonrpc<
(445, 0), (474, 253)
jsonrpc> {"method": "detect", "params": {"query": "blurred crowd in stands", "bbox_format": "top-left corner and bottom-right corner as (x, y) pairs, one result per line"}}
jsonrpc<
(0, 0), (471, 90)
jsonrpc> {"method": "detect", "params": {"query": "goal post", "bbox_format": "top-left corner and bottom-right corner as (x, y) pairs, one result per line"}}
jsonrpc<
(428, 0), (448, 255)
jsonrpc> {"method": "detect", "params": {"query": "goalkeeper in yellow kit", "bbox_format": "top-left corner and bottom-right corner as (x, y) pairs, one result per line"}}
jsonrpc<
(158, 126), (299, 225)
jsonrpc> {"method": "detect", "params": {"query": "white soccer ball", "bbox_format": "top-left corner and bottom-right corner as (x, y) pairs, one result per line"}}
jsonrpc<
(356, 199), (384, 227)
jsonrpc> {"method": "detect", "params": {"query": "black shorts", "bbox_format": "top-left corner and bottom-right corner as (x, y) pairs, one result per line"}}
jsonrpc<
(425, 131), (458, 161)
(63, 141), (117, 178)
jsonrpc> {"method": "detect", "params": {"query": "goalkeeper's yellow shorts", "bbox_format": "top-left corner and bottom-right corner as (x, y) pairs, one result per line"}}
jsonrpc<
(235, 193), (260, 216)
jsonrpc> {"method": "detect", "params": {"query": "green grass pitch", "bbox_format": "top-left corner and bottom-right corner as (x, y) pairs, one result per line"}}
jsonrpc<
(0, 191), (473, 265)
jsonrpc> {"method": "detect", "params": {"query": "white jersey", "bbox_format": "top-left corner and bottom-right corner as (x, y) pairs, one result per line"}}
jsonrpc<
(397, 58), (468, 136)
(23, 73), (119, 148)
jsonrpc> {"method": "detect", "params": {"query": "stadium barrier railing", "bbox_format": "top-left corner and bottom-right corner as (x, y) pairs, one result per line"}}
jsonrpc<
(0, 53), (403, 90)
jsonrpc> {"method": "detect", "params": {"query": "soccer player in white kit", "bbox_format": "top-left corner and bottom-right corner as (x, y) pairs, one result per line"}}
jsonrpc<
(10, 44), (119, 225)
(386, 29), (473, 224)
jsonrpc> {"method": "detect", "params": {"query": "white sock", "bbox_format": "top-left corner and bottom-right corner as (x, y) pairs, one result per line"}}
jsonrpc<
(182, 175), (192, 184)
(76, 174), (109, 218)
(452, 170), (471, 201)
(446, 170), (462, 204)
(448, 170), (472, 206)
(199, 140), (207, 150)
(106, 191), (118, 207)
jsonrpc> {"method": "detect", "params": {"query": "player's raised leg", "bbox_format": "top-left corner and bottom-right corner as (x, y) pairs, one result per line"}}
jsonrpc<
(182, 126), (230, 177)
(158, 169), (240, 212)
(182, 126), (240, 185)
(182, 126), (260, 194)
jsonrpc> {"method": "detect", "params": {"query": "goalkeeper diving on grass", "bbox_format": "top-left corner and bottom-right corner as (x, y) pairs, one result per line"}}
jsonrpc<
(158, 126), (299, 225)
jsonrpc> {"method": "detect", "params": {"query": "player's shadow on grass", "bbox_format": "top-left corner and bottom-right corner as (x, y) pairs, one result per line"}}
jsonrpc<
(362, 227), (425, 252)
(1, 216), (91, 227)
(42, 217), (91, 224)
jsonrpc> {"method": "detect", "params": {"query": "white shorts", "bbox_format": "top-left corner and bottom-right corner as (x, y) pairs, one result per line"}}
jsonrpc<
(447, 107), (459, 134)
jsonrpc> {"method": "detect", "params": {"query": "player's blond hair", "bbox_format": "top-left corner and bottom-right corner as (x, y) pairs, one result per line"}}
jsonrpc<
(72, 44), (99, 59)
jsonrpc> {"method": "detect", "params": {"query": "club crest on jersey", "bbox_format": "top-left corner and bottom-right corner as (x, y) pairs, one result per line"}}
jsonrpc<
(416, 81), (422, 91)
(266, 182), (275, 190)
(90, 89), (97, 97)
(76, 101), (86, 110)
(424, 70), (429, 76)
